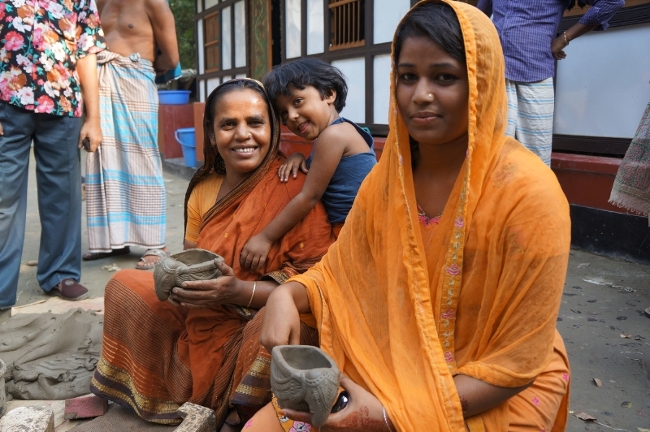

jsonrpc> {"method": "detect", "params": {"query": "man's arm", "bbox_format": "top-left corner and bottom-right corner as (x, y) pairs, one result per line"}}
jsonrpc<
(551, 0), (624, 59)
(76, 54), (102, 151)
(146, 0), (180, 73)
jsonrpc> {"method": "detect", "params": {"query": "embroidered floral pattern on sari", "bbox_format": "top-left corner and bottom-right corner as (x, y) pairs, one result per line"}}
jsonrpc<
(439, 167), (469, 369)
(0, 0), (106, 117)
(417, 203), (441, 226)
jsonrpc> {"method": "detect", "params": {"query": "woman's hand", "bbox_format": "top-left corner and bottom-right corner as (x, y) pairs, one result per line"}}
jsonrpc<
(240, 233), (274, 272)
(281, 376), (392, 432)
(278, 153), (308, 182)
(169, 260), (241, 308)
(259, 283), (306, 352)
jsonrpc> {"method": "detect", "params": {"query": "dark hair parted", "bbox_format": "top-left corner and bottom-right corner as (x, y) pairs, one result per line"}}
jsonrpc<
(394, 1), (466, 168)
(394, 1), (465, 65)
(262, 58), (348, 113)
(183, 79), (279, 233)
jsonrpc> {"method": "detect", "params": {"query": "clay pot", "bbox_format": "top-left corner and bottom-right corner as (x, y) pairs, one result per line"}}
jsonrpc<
(153, 249), (225, 301)
(0, 359), (5, 418)
(270, 345), (341, 428)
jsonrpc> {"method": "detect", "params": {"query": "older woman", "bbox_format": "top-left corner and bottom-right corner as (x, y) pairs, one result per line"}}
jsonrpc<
(252, 1), (571, 431)
(90, 79), (335, 429)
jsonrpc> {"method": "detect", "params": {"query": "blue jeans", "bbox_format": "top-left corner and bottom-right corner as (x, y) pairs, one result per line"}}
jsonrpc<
(0, 102), (83, 308)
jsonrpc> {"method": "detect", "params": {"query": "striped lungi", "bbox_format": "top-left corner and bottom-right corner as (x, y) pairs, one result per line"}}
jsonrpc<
(86, 51), (166, 252)
(505, 77), (554, 166)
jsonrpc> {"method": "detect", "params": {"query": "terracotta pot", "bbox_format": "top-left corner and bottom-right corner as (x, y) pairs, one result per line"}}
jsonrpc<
(271, 345), (340, 427)
(153, 249), (224, 301)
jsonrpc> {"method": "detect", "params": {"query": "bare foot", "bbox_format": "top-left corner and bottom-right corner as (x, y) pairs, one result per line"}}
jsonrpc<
(135, 247), (169, 270)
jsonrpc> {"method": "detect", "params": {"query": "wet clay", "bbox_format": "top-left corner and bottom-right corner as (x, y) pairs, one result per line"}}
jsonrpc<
(0, 309), (103, 401)
(153, 249), (225, 301)
(0, 359), (5, 418)
(270, 345), (340, 428)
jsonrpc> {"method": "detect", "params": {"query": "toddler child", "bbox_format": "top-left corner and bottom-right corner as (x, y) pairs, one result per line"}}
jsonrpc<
(240, 58), (376, 271)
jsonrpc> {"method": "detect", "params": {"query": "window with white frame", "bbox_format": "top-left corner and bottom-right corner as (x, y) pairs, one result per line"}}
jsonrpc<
(196, 0), (249, 102)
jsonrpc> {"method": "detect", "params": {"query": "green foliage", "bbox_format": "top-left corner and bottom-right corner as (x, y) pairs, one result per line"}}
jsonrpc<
(170, 0), (197, 70)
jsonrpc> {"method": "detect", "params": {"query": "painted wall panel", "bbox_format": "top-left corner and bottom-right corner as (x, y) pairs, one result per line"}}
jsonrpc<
(222, 6), (232, 70)
(285, 0), (302, 58)
(197, 0), (203, 13)
(307, 0), (324, 55)
(332, 57), (365, 124)
(374, 0), (410, 44)
(207, 78), (220, 96)
(197, 19), (205, 74)
(234, 1), (246, 67)
(205, 0), (219, 9)
(200, 79), (206, 102)
(373, 54), (391, 125)
(554, 23), (650, 139)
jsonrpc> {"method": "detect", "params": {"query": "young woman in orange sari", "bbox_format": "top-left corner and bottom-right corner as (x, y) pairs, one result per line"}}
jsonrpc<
(90, 79), (335, 429)
(250, 1), (571, 431)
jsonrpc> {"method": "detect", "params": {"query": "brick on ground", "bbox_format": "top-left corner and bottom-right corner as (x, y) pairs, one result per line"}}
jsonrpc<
(64, 395), (108, 420)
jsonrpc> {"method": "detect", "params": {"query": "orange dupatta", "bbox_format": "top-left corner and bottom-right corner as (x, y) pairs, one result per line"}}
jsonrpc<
(289, 1), (571, 431)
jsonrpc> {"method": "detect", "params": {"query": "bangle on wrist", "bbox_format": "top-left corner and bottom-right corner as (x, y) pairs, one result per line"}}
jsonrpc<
(562, 31), (569, 46)
(383, 406), (396, 432)
(246, 281), (257, 308)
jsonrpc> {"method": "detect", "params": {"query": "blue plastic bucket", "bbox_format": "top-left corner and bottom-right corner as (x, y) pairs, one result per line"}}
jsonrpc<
(175, 127), (196, 168)
(159, 90), (191, 105)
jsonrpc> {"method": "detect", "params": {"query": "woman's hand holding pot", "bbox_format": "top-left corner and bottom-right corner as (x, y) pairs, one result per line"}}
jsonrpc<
(169, 260), (242, 308)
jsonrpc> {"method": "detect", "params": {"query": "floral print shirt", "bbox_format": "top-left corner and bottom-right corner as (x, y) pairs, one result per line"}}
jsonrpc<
(0, 0), (106, 117)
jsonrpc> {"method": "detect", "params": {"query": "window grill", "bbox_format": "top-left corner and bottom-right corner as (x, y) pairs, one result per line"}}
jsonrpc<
(329, 0), (365, 51)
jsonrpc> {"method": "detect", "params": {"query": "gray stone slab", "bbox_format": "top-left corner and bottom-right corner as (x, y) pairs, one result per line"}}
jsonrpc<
(0, 406), (54, 432)
(174, 403), (215, 432)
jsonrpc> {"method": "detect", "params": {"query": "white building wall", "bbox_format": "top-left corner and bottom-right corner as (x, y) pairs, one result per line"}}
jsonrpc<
(332, 57), (366, 124)
(554, 22), (650, 139)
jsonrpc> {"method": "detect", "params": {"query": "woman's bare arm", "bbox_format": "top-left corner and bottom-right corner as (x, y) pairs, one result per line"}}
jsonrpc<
(259, 282), (311, 351)
(454, 374), (532, 417)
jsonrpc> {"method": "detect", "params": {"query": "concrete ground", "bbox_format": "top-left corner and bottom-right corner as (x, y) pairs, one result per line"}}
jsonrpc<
(1, 154), (649, 431)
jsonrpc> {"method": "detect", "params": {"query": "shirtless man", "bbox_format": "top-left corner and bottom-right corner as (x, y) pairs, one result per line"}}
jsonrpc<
(96, 0), (179, 72)
(83, 0), (180, 269)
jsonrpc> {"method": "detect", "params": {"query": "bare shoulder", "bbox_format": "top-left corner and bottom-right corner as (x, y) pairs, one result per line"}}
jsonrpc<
(318, 121), (370, 156)
(145, 0), (173, 14)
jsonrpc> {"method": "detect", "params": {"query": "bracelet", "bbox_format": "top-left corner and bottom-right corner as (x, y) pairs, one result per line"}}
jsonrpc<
(562, 32), (569, 46)
(246, 281), (257, 308)
(382, 406), (396, 432)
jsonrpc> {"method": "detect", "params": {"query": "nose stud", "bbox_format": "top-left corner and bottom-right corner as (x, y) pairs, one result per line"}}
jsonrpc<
(427, 94), (433, 99)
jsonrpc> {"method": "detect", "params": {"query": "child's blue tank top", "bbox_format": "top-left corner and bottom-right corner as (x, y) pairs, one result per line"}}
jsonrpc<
(306, 117), (376, 225)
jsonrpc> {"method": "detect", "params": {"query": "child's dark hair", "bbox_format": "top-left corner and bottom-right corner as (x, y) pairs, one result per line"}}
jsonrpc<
(262, 58), (348, 113)
(394, 1), (466, 168)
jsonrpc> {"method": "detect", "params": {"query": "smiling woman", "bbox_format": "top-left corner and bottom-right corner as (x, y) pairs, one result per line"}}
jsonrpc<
(212, 89), (272, 188)
(89, 79), (336, 430)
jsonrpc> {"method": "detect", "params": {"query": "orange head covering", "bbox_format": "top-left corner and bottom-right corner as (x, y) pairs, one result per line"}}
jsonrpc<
(290, 1), (570, 430)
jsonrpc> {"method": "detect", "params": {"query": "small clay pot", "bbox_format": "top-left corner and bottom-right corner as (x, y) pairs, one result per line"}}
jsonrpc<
(153, 249), (225, 301)
(271, 345), (341, 428)
(0, 358), (6, 418)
